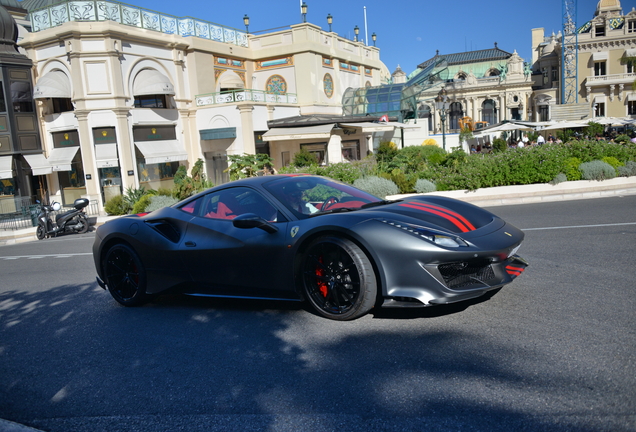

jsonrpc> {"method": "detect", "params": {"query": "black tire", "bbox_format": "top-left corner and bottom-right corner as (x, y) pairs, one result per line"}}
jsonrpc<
(36, 225), (46, 240)
(300, 236), (377, 320)
(103, 244), (148, 306)
(77, 214), (89, 234)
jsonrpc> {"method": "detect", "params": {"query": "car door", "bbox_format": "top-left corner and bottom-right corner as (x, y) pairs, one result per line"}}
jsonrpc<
(177, 187), (298, 299)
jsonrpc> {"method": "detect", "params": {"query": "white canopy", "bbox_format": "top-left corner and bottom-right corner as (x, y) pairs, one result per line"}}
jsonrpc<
(48, 147), (79, 171)
(133, 69), (175, 96)
(95, 144), (119, 168)
(339, 122), (395, 132)
(23, 154), (53, 176)
(261, 124), (334, 141)
(540, 121), (587, 130)
(0, 156), (12, 179)
(33, 70), (71, 99)
(135, 140), (187, 164)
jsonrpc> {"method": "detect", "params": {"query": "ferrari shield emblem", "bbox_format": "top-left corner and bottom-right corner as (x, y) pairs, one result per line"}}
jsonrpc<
(291, 226), (299, 238)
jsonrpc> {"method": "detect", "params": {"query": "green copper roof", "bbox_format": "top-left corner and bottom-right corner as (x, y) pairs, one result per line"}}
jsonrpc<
(418, 46), (512, 69)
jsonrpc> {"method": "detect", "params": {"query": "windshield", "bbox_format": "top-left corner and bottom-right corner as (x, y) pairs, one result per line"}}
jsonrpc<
(263, 175), (381, 218)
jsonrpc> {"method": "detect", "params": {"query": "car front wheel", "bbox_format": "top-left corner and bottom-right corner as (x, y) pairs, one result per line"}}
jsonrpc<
(103, 244), (148, 306)
(300, 236), (377, 320)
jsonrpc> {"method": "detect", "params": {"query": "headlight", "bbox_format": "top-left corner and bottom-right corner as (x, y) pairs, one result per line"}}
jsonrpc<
(379, 219), (469, 247)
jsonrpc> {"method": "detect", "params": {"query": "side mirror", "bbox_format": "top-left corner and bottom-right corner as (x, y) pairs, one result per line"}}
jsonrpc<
(232, 213), (278, 233)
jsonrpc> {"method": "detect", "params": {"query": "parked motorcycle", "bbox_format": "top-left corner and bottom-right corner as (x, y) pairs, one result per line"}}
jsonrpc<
(36, 198), (90, 240)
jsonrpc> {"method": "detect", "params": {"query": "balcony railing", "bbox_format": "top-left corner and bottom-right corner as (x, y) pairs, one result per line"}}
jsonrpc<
(586, 72), (636, 85)
(29, 0), (248, 47)
(195, 89), (298, 107)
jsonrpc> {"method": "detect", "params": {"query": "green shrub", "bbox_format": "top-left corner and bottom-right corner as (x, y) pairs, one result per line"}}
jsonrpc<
(319, 162), (362, 184)
(615, 134), (631, 144)
(104, 194), (130, 215)
(601, 156), (623, 171)
(618, 161), (636, 177)
(492, 138), (507, 153)
(550, 173), (567, 185)
(131, 194), (152, 214)
(145, 195), (179, 212)
(375, 141), (398, 166)
(414, 179), (436, 193)
(123, 186), (145, 209)
(563, 157), (582, 181)
(379, 168), (416, 194)
(292, 147), (319, 168)
(353, 176), (399, 198)
(579, 160), (616, 180)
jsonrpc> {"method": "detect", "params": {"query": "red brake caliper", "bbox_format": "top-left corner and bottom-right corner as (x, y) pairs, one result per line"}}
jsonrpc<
(316, 256), (328, 297)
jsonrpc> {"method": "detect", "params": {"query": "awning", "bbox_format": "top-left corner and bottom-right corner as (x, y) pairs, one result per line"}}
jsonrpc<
(261, 124), (334, 141)
(95, 144), (119, 168)
(0, 156), (12, 180)
(593, 95), (607, 104)
(625, 49), (636, 58)
(48, 147), (79, 172)
(339, 122), (395, 132)
(133, 69), (175, 96)
(33, 70), (71, 99)
(135, 140), (188, 164)
(23, 154), (53, 176)
(592, 52), (608, 61)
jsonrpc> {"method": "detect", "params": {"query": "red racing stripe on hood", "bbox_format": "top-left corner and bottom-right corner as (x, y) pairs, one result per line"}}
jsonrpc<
(398, 203), (472, 233)
(407, 202), (477, 231)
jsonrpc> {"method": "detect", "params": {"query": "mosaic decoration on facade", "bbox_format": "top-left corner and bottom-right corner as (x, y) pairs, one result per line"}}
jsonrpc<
(256, 57), (293, 70)
(215, 57), (244, 69)
(323, 73), (333, 98)
(28, 0), (248, 47)
(365, 68), (372, 76)
(322, 58), (333, 67)
(266, 75), (287, 94)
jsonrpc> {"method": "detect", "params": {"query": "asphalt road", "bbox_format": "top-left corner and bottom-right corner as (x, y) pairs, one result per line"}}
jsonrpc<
(1, 196), (635, 432)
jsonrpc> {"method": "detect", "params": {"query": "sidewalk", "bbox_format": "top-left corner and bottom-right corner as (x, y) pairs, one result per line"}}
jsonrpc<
(2, 177), (636, 247)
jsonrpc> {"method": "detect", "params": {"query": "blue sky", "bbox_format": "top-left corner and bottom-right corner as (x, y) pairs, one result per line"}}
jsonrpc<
(131, 0), (627, 74)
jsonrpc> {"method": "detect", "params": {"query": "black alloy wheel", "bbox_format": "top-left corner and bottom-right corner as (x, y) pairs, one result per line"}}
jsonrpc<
(77, 214), (89, 234)
(301, 236), (377, 320)
(36, 225), (46, 240)
(103, 244), (148, 306)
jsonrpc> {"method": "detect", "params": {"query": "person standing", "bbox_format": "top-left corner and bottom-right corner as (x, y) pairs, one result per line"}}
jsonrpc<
(537, 134), (545, 145)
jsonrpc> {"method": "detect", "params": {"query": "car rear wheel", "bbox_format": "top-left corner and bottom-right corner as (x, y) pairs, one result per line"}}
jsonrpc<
(103, 244), (148, 306)
(300, 236), (377, 320)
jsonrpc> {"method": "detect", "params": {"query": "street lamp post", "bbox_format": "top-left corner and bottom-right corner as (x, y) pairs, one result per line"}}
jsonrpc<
(243, 14), (249, 34)
(354, 25), (359, 42)
(301, 2), (307, 23)
(327, 14), (333, 32)
(435, 87), (450, 151)
(371, 32), (376, 46)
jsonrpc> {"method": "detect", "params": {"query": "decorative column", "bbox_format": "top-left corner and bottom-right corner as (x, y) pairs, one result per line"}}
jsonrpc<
(73, 110), (101, 203)
(237, 104), (256, 155)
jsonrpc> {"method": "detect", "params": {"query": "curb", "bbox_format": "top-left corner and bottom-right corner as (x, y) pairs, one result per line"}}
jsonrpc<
(2, 177), (636, 246)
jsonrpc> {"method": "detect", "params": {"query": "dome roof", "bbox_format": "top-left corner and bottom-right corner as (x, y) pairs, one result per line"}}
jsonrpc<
(596, 0), (622, 16)
(0, 5), (19, 55)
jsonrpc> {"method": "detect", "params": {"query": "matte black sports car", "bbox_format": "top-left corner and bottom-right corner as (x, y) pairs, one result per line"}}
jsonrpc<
(93, 175), (527, 320)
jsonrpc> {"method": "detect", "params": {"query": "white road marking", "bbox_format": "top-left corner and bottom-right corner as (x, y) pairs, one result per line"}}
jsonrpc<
(523, 222), (636, 231)
(0, 253), (93, 260)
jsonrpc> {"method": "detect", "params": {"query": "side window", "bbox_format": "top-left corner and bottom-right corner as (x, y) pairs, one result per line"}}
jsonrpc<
(180, 187), (284, 222)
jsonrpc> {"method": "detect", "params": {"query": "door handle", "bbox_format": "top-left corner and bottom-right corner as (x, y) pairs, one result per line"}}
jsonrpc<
(185, 241), (196, 247)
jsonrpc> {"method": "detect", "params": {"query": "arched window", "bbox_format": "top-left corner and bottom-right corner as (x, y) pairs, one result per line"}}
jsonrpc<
(482, 99), (497, 125)
(448, 102), (463, 131)
(487, 68), (500, 77)
(455, 73), (467, 81)
(417, 104), (432, 131)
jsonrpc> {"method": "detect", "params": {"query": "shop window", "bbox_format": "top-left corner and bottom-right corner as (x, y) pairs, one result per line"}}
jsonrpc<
(11, 81), (34, 113)
(341, 140), (360, 161)
(628, 101), (636, 115)
(300, 143), (327, 165)
(58, 149), (86, 206)
(134, 94), (168, 108)
(52, 98), (73, 113)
